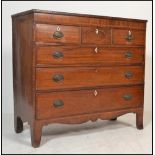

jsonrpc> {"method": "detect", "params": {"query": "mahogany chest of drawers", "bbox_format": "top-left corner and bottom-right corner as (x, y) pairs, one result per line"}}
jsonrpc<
(12, 9), (147, 147)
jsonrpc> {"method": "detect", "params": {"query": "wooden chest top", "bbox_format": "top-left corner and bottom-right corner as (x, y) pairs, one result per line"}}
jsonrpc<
(12, 9), (147, 29)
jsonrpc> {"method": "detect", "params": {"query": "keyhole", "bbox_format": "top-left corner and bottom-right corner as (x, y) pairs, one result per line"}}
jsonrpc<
(96, 29), (99, 34)
(94, 90), (98, 96)
(95, 47), (98, 53)
(57, 26), (60, 31)
(128, 30), (132, 36)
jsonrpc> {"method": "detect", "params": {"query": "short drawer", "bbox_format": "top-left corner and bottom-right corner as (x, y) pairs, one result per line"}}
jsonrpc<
(82, 27), (111, 45)
(36, 86), (144, 119)
(35, 24), (81, 44)
(36, 46), (144, 66)
(36, 66), (144, 91)
(112, 29), (145, 46)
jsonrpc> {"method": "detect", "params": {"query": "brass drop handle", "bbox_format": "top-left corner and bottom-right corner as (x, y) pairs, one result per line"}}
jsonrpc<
(53, 100), (64, 108)
(125, 30), (133, 41)
(53, 74), (64, 82)
(53, 26), (64, 39)
(125, 51), (133, 58)
(125, 72), (133, 79)
(53, 51), (64, 59)
(123, 94), (133, 100)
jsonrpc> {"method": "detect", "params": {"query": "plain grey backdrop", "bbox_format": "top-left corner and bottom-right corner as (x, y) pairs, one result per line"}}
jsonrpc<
(2, 1), (152, 154)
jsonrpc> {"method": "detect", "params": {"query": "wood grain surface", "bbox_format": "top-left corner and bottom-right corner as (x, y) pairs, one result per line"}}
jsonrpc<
(36, 86), (144, 119)
(36, 66), (144, 90)
(36, 46), (144, 66)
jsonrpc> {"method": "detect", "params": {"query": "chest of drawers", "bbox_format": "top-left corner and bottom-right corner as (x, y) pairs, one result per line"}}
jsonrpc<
(12, 9), (147, 147)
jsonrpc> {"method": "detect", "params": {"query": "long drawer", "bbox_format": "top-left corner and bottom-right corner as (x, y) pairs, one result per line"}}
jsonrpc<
(36, 46), (144, 66)
(36, 66), (144, 90)
(36, 86), (144, 119)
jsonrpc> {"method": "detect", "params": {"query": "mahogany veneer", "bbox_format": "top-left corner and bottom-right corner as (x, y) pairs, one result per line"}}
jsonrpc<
(12, 9), (147, 147)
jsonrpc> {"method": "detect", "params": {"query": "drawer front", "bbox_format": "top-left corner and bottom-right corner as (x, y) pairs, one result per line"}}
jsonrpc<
(112, 29), (145, 45)
(36, 86), (144, 119)
(36, 46), (144, 66)
(36, 66), (144, 90)
(35, 24), (81, 44)
(82, 27), (111, 44)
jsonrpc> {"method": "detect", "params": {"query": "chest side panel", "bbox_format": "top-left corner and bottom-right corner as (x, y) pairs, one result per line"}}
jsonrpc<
(12, 14), (35, 122)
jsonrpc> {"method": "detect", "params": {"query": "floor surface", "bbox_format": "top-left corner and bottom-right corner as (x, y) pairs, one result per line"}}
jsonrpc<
(2, 108), (152, 154)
